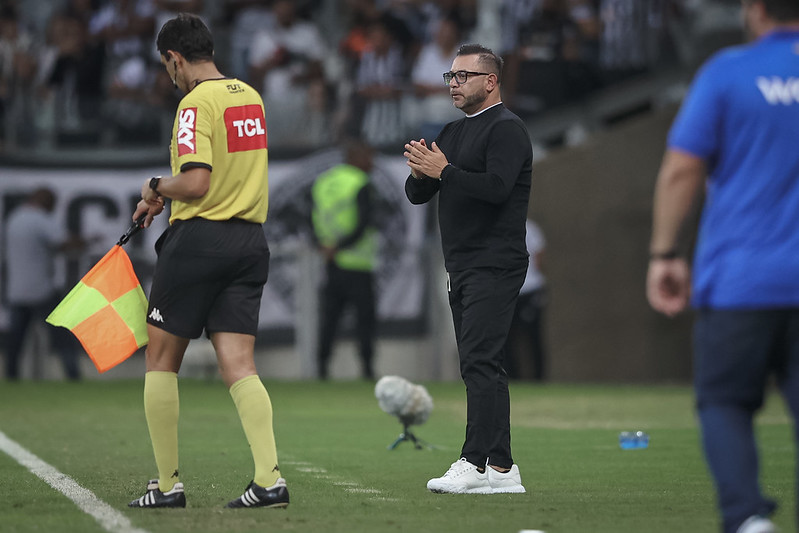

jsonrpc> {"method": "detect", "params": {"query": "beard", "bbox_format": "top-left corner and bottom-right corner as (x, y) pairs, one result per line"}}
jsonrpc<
(454, 87), (488, 114)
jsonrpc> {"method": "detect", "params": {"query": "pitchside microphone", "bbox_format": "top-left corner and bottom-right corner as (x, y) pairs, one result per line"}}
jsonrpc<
(375, 376), (434, 450)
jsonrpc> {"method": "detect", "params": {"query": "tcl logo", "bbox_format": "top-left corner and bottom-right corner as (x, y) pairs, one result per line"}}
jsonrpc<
(177, 107), (197, 156)
(224, 105), (267, 153)
(232, 118), (265, 137)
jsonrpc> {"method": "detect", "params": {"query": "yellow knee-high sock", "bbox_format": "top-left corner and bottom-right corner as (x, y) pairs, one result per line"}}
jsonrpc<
(230, 375), (280, 487)
(144, 371), (180, 492)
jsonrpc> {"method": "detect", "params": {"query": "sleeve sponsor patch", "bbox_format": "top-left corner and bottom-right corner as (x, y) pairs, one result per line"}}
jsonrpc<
(224, 104), (268, 153)
(177, 107), (197, 156)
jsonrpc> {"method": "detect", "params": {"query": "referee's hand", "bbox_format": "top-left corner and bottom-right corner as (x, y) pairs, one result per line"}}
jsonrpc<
(132, 198), (164, 228)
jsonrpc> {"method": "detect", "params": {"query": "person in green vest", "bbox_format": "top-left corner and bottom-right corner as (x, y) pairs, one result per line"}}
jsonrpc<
(311, 139), (378, 380)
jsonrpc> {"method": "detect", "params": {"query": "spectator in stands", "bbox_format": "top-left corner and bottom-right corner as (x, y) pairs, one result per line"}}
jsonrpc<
(418, 0), (478, 44)
(0, 3), (38, 144)
(351, 14), (408, 147)
(249, 0), (328, 147)
(89, 0), (155, 64)
(565, 0), (601, 96)
(37, 13), (105, 137)
(61, 0), (101, 28)
(335, 0), (381, 139)
(377, 0), (424, 56)
(500, 0), (586, 115)
(410, 15), (463, 140)
(339, 0), (381, 70)
(89, 0), (159, 143)
(598, 0), (666, 83)
(225, 0), (274, 82)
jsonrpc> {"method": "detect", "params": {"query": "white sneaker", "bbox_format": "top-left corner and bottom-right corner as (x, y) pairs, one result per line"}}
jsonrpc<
(487, 464), (526, 494)
(427, 458), (492, 494)
(737, 515), (777, 533)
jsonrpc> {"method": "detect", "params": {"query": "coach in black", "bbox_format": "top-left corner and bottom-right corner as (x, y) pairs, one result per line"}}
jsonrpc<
(404, 44), (532, 494)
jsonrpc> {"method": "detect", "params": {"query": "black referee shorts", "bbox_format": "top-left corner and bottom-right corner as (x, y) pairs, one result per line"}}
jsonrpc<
(147, 218), (270, 339)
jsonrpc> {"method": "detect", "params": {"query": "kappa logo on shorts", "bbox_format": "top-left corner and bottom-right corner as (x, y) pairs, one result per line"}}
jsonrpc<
(149, 308), (164, 323)
(177, 107), (197, 156)
(224, 104), (267, 153)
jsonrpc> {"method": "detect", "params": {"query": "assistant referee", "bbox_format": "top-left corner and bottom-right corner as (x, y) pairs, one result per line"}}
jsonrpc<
(129, 14), (287, 510)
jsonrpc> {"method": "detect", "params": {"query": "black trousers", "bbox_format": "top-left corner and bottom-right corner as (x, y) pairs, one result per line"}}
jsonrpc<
(317, 263), (376, 379)
(5, 297), (80, 380)
(448, 266), (526, 469)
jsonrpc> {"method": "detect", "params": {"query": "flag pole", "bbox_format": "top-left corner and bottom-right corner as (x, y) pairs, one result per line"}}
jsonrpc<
(117, 214), (147, 246)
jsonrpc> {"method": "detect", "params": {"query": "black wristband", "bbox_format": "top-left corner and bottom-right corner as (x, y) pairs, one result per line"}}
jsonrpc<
(149, 176), (161, 194)
(649, 250), (679, 260)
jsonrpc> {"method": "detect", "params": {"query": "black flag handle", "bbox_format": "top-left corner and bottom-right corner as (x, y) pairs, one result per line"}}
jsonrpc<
(117, 214), (148, 246)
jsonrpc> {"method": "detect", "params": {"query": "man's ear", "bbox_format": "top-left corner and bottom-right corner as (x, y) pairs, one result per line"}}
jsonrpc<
(487, 73), (499, 91)
(167, 50), (183, 65)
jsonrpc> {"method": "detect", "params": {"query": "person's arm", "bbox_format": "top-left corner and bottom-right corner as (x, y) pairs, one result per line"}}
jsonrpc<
(335, 184), (372, 249)
(404, 121), (531, 205)
(147, 167), (211, 202)
(443, 120), (530, 204)
(404, 138), (441, 204)
(646, 148), (706, 317)
(133, 167), (210, 226)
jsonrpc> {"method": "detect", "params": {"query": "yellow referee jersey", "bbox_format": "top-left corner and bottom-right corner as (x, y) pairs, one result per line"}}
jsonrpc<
(168, 79), (268, 224)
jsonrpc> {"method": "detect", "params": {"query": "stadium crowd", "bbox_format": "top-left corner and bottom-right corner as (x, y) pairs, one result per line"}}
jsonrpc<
(0, 0), (694, 153)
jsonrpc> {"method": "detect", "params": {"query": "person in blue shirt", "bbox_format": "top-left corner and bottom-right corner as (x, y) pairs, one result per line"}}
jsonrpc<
(647, 1), (799, 532)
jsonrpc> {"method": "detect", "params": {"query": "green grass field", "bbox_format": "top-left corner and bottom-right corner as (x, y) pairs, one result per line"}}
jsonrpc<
(0, 379), (794, 533)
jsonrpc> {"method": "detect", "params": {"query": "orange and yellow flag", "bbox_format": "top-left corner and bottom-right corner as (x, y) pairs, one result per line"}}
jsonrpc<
(47, 245), (148, 373)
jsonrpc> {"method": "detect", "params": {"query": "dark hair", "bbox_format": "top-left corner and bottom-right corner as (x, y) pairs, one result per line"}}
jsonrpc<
(456, 44), (503, 84)
(760, 0), (799, 20)
(30, 187), (56, 211)
(156, 13), (214, 62)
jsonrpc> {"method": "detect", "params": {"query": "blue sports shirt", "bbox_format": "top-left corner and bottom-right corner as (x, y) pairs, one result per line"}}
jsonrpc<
(668, 30), (799, 308)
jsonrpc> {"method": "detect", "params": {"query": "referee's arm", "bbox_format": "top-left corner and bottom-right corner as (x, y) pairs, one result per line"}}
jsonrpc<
(145, 167), (211, 203)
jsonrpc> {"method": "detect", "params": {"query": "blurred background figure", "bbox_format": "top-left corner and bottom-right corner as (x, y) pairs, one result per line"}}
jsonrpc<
(88, 0), (159, 143)
(504, 218), (547, 381)
(350, 14), (408, 147)
(410, 14), (463, 141)
(311, 139), (378, 380)
(36, 10), (105, 144)
(598, 0), (667, 84)
(647, 1), (799, 531)
(4, 188), (86, 381)
(249, 0), (329, 148)
(501, 0), (600, 116)
(0, 3), (38, 145)
(224, 0), (273, 82)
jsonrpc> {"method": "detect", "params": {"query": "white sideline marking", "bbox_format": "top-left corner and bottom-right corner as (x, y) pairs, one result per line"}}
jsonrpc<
(0, 430), (148, 533)
(282, 458), (389, 503)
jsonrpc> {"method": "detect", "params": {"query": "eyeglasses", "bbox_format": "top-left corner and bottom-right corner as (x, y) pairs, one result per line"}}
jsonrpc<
(442, 70), (491, 85)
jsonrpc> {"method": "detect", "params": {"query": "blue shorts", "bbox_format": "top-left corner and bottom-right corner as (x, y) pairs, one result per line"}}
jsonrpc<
(693, 308), (799, 409)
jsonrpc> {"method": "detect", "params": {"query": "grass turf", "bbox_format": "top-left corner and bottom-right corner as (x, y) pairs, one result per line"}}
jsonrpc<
(0, 379), (794, 533)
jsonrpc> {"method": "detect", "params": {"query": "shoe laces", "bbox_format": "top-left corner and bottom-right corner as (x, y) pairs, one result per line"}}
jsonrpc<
(444, 458), (478, 478)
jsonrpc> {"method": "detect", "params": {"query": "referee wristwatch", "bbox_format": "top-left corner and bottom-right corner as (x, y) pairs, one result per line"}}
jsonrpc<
(149, 176), (162, 195)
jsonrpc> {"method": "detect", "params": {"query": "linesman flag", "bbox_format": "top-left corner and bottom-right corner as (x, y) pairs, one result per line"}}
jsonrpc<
(47, 218), (148, 373)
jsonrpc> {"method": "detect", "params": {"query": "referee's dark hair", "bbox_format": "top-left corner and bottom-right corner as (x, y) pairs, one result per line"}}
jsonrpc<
(157, 13), (214, 63)
(455, 44), (503, 84)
